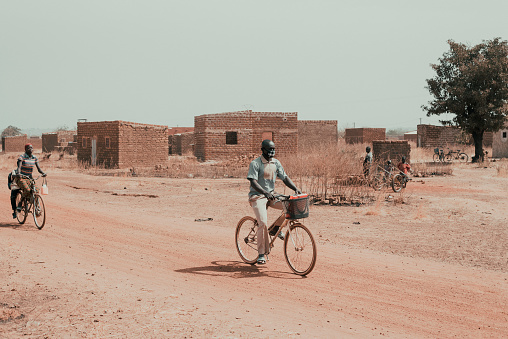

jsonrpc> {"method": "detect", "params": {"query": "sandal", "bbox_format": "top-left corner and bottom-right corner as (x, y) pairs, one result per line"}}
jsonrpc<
(257, 254), (267, 265)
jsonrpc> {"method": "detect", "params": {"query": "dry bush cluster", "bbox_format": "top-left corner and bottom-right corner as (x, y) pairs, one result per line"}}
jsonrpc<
(1, 142), (493, 205)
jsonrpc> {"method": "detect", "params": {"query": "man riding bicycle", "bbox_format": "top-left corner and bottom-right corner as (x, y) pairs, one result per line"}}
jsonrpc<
(12, 144), (46, 218)
(247, 139), (301, 265)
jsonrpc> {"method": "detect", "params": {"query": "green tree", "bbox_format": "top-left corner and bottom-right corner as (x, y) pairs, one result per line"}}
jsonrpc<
(1, 125), (22, 137)
(422, 38), (508, 161)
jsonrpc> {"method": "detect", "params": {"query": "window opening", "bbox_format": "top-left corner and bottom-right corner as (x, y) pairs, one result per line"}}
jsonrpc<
(226, 131), (238, 145)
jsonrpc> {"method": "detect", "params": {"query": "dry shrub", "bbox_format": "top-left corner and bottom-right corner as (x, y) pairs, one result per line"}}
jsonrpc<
(496, 161), (508, 177)
(280, 140), (375, 204)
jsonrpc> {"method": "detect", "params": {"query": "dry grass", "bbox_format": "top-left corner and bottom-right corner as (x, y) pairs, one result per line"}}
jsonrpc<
(2, 140), (494, 205)
(495, 161), (508, 177)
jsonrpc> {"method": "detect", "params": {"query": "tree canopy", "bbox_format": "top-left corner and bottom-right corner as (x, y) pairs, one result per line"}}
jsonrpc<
(422, 38), (508, 160)
(1, 125), (22, 137)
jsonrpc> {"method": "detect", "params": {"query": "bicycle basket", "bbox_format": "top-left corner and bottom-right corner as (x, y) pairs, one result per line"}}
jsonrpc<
(434, 148), (440, 155)
(283, 194), (310, 219)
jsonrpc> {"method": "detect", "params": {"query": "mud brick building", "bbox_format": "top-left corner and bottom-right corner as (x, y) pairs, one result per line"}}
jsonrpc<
(168, 132), (195, 155)
(345, 128), (386, 144)
(403, 131), (418, 143)
(42, 131), (77, 153)
(373, 140), (411, 163)
(0, 135), (40, 152)
(298, 120), (338, 150)
(77, 121), (168, 168)
(194, 110), (298, 161)
(167, 127), (194, 155)
(416, 124), (463, 147)
(2, 135), (27, 153)
(492, 122), (508, 158)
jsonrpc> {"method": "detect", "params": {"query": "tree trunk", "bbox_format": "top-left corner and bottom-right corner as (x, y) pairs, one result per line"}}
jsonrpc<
(471, 130), (484, 162)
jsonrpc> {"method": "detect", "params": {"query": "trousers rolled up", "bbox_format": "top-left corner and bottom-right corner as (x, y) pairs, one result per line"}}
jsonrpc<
(249, 196), (284, 255)
(15, 177), (33, 198)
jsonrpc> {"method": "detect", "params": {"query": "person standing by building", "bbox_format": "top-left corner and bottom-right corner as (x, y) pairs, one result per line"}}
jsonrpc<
(363, 146), (373, 178)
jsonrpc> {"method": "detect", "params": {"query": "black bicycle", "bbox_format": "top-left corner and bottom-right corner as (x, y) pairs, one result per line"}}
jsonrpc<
(15, 175), (46, 229)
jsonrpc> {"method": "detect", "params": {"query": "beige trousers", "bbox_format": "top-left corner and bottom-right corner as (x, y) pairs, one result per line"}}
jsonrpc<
(249, 196), (284, 255)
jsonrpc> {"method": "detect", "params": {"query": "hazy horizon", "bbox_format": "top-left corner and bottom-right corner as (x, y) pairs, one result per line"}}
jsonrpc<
(2, 1), (508, 132)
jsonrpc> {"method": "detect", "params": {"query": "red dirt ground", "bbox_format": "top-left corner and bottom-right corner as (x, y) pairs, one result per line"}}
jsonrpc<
(1, 164), (507, 338)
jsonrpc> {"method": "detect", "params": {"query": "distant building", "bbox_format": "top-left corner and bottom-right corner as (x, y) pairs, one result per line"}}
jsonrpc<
(403, 131), (418, 143)
(194, 110), (298, 161)
(298, 120), (338, 150)
(77, 120), (168, 168)
(492, 122), (508, 158)
(345, 128), (386, 144)
(42, 130), (77, 153)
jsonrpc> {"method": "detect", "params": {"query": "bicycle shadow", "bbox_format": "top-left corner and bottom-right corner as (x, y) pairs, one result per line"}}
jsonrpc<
(175, 260), (305, 279)
(0, 221), (22, 228)
(0, 221), (38, 231)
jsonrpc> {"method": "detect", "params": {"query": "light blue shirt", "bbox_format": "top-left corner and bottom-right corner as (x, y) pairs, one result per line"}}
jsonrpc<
(247, 156), (287, 197)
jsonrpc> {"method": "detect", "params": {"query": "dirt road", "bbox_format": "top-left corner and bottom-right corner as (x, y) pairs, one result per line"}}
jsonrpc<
(1, 165), (507, 338)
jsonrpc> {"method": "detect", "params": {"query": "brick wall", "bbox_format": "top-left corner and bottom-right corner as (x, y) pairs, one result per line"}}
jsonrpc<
(194, 110), (298, 161)
(492, 123), (508, 158)
(42, 131), (77, 152)
(77, 121), (168, 168)
(373, 140), (411, 163)
(167, 127), (194, 135)
(169, 132), (195, 155)
(403, 132), (418, 143)
(28, 136), (42, 150)
(417, 125), (494, 147)
(2, 135), (27, 153)
(298, 120), (338, 150)
(345, 128), (386, 144)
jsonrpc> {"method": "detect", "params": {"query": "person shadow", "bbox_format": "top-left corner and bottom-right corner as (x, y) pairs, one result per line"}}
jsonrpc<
(175, 260), (306, 279)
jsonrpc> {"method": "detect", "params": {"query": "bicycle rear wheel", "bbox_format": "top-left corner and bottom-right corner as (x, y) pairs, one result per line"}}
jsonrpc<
(458, 153), (468, 163)
(32, 194), (46, 229)
(391, 174), (404, 192)
(15, 195), (28, 224)
(235, 216), (258, 264)
(284, 223), (317, 276)
(432, 154), (440, 162)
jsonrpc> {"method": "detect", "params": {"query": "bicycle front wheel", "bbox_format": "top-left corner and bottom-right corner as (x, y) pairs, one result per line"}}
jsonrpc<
(235, 216), (258, 264)
(284, 223), (317, 276)
(32, 194), (46, 229)
(371, 173), (384, 191)
(458, 153), (468, 163)
(15, 195), (28, 224)
(391, 174), (404, 192)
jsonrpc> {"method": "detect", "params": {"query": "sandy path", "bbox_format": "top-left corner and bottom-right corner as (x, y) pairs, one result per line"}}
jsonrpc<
(1, 165), (507, 338)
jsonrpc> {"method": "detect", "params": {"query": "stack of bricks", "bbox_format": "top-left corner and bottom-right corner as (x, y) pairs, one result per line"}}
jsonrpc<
(298, 120), (338, 150)
(373, 140), (411, 163)
(345, 128), (386, 144)
(2, 135), (27, 153)
(77, 121), (168, 169)
(194, 110), (298, 161)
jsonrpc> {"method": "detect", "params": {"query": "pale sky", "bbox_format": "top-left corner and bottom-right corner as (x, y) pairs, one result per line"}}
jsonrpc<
(1, 0), (508, 133)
